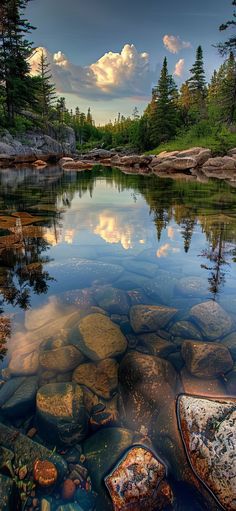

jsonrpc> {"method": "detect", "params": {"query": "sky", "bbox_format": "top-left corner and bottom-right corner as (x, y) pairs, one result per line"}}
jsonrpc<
(26, 0), (233, 124)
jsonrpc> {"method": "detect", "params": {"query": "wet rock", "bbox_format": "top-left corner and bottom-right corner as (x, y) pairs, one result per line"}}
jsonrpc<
(189, 301), (233, 340)
(74, 488), (97, 511)
(62, 479), (76, 500)
(119, 351), (178, 430)
(130, 305), (177, 333)
(77, 313), (127, 361)
(73, 359), (118, 399)
(8, 350), (39, 376)
(127, 289), (151, 306)
(56, 504), (84, 511)
(122, 259), (159, 278)
(93, 286), (130, 315)
(178, 395), (236, 511)
(47, 259), (124, 288)
(181, 340), (233, 378)
(115, 271), (151, 291)
(0, 474), (19, 511)
(203, 155), (236, 172)
(62, 161), (94, 170)
(105, 446), (166, 511)
(36, 383), (88, 446)
(169, 320), (202, 341)
(144, 273), (177, 304)
(175, 277), (208, 297)
(33, 459), (58, 487)
(180, 368), (227, 397)
(171, 157), (198, 170)
(0, 376), (38, 418)
(167, 351), (185, 372)
(137, 333), (177, 358)
(225, 365), (236, 395)
(39, 346), (84, 373)
(89, 394), (119, 428)
(41, 498), (51, 511)
(221, 332), (236, 360)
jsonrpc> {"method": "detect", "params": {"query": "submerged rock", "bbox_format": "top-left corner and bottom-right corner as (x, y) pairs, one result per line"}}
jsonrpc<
(130, 305), (177, 333)
(73, 359), (118, 399)
(181, 340), (233, 378)
(221, 332), (236, 361)
(33, 459), (58, 487)
(178, 395), (236, 511)
(175, 277), (208, 297)
(105, 446), (167, 511)
(36, 383), (88, 446)
(39, 345), (84, 373)
(189, 301), (233, 340)
(0, 474), (19, 511)
(169, 320), (202, 341)
(47, 258), (124, 288)
(77, 313), (127, 361)
(0, 376), (38, 418)
(93, 286), (130, 315)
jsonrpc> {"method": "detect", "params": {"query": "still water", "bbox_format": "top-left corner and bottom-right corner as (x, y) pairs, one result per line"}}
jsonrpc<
(0, 165), (236, 511)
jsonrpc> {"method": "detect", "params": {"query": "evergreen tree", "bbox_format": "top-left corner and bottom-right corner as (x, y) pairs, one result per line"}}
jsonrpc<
(86, 107), (93, 125)
(178, 81), (192, 125)
(188, 46), (207, 118)
(36, 49), (56, 121)
(208, 52), (236, 124)
(217, 0), (236, 55)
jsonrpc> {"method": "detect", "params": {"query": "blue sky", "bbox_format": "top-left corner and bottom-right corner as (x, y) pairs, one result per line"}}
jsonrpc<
(27, 0), (233, 123)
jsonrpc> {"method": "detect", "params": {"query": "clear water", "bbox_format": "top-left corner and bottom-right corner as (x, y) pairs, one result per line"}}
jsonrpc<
(0, 165), (236, 510)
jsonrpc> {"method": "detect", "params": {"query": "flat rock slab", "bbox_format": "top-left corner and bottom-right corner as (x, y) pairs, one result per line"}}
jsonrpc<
(130, 305), (177, 333)
(0, 474), (18, 511)
(78, 313), (127, 360)
(189, 301), (233, 340)
(0, 376), (38, 418)
(178, 395), (236, 511)
(105, 446), (166, 511)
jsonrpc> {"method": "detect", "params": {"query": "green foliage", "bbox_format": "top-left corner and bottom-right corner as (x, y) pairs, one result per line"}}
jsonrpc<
(217, 0), (236, 55)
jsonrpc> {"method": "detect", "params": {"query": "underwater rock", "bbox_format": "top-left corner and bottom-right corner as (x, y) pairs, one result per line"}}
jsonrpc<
(33, 459), (58, 487)
(105, 446), (166, 511)
(130, 305), (177, 333)
(39, 345), (84, 373)
(36, 383), (88, 446)
(73, 359), (118, 399)
(0, 474), (19, 511)
(178, 395), (236, 511)
(77, 313), (127, 361)
(181, 340), (233, 378)
(189, 301), (233, 340)
(175, 276), (208, 297)
(221, 332), (236, 361)
(180, 368), (227, 397)
(137, 333), (176, 358)
(93, 286), (130, 315)
(0, 376), (38, 418)
(169, 320), (202, 341)
(47, 258), (124, 288)
(121, 259), (159, 278)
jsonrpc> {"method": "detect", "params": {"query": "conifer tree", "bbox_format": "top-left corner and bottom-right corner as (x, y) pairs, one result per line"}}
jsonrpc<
(218, 0), (236, 55)
(36, 49), (56, 121)
(188, 46), (207, 118)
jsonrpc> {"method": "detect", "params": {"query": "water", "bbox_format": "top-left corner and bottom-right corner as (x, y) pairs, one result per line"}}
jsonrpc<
(0, 165), (236, 510)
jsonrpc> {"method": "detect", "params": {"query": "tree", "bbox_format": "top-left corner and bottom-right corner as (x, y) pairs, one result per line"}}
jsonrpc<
(0, 0), (35, 125)
(35, 49), (56, 121)
(178, 81), (192, 125)
(208, 52), (236, 124)
(188, 46), (207, 118)
(217, 0), (236, 55)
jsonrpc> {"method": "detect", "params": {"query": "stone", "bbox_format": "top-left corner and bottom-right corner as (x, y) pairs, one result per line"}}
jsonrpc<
(181, 340), (233, 378)
(130, 305), (177, 333)
(62, 479), (76, 500)
(39, 346), (84, 373)
(41, 499), (51, 511)
(178, 395), (236, 511)
(175, 276), (208, 297)
(119, 351), (178, 430)
(137, 333), (176, 358)
(180, 368), (227, 397)
(8, 350), (39, 376)
(33, 459), (58, 487)
(74, 489), (97, 511)
(77, 313), (127, 361)
(105, 446), (166, 511)
(62, 161), (94, 170)
(169, 320), (202, 341)
(189, 300), (233, 340)
(143, 273), (178, 304)
(0, 474), (19, 511)
(36, 383), (88, 446)
(167, 352), (185, 372)
(0, 376), (38, 418)
(171, 157), (198, 170)
(221, 332), (236, 360)
(48, 259), (124, 288)
(33, 159), (47, 167)
(93, 286), (130, 315)
(122, 259), (159, 278)
(73, 359), (118, 399)
(59, 157), (74, 165)
(203, 156), (236, 171)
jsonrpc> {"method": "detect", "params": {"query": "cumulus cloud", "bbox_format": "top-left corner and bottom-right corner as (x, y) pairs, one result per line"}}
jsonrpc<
(29, 45), (152, 100)
(163, 35), (191, 54)
(174, 58), (185, 77)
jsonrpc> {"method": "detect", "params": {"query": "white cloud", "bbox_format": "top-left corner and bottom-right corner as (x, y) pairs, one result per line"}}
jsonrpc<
(174, 58), (185, 77)
(29, 45), (152, 100)
(163, 35), (191, 54)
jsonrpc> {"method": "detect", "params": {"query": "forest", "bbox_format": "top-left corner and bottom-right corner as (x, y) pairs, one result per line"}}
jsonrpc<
(0, 0), (236, 154)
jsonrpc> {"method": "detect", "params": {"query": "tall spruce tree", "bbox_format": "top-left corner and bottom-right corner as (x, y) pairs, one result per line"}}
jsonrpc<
(188, 46), (207, 118)
(149, 57), (179, 147)
(208, 52), (236, 124)
(218, 0), (236, 55)
(0, 0), (35, 125)
(36, 49), (56, 121)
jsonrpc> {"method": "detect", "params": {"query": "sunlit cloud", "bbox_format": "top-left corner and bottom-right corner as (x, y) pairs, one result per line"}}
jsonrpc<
(94, 213), (133, 250)
(167, 226), (175, 240)
(156, 243), (170, 258)
(163, 35), (191, 54)
(174, 58), (185, 77)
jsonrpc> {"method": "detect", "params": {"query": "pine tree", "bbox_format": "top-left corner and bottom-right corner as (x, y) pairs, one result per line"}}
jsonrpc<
(86, 107), (93, 125)
(217, 0), (236, 55)
(36, 49), (56, 121)
(208, 52), (236, 124)
(178, 81), (192, 125)
(188, 46), (207, 118)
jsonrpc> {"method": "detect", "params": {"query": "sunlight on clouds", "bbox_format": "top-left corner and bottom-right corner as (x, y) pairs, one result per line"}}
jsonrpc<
(163, 35), (191, 54)
(156, 243), (170, 258)
(94, 213), (133, 250)
(174, 58), (185, 77)
(167, 226), (175, 240)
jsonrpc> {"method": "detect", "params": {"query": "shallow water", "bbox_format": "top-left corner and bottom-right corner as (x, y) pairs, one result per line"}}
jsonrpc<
(0, 165), (236, 510)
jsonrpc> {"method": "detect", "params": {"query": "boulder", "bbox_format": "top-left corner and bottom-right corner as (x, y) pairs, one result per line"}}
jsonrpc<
(62, 161), (94, 171)
(118, 155), (141, 166)
(73, 359), (118, 399)
(33, 159), (47, 167)
(171, 157), (198, 170)
(130, 305), (177, 333)
(169, 320), (202, 341)
(39, 345), (84, 373)
(77, 313), (127, 361)
(93, 286), (130, 315)
(47, 258), (124, 288)
(36, 383), (88, 446)
(137, 333), (177, 358)
(175, 276), (208, 297)
(181, 340), (233, 378)
(189, 301), (233, 340)
(220, 332), (236, 360)
(180, 367), (227, 397)
(59, 157), (75, 166)
(0, 376), (38, 418)
(203, 156), (236, 171)
(178, 395), (236, 511)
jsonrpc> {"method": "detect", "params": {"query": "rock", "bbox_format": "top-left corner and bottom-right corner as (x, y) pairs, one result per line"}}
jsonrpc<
(105, 446), (166, 511)
(0, 474), (19, 511)
(77, 313), (127, 361)
(130, 305), (177, 333)
(143, 273), (178, 304)
(73, 359), (118, 399)
(167, 352), (185, 372)
(48, 259), (124, 288)
(177, 147), (211, 165)
(62, 161), (94, 171)
(119, 351), (178, 430)
(0, 422), (67, 482)
(180, 368), (227, 397)
(8, 350), (39, 376)
(33, 159), (47, 167)
(137, 333), (177, 358)
(169, 321), (202, 341)
(181, 340), (233, 378)
(93, 286), (130, 315)
(59, 157), (74, 166)
(221, 332), (236, 360)
(178, 395), (236, 511)
(25, 297), (65, 330)
(41, 498), (51, 511)
(118, 155), (141, 166)
(189, 301), (233, 340)
(74, 489), (97, 511)
(122, 259), (159, 278)
(203, 156), (236, 171)
(56, 505), (83, 511)
(39, 346), (84, 373)
(0, 376), (38, 418)
(62, 479), (76, 500)
(33, 459), (58, 487)
(171, 157), (198, 170)
(175, 276), (208, 297)
(36, 383), (88, 446)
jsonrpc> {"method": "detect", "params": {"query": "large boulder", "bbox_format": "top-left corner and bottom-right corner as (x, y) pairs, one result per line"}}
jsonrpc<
(93, 286), (130, 315)
(130, 305), (177, 333)
(175, 276), (208, 297)
(171, 157), (198, 170)
(73, 359), (118, 399)
(203, 156), (236, 173)
(181, 340), (233, 378)
(220, 332), (236, 360)
(77, 313), (127, 361)
(0, 376), (38, 418)
(189, 301), (233, 340)
(36, 383), (88, 446)
(39, 345), (84, 373)
(47, 259), (124, 289)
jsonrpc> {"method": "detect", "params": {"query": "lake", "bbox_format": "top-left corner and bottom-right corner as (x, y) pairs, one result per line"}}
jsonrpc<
(0, 165), (236, 511)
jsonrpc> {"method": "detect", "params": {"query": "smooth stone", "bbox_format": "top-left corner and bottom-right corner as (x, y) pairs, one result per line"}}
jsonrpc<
(181, 340), (233, 378)
(130, 305), (177, 333)
(169, 321), (202, 341)
(41, 499), (51, 511)
(115, 271), (151, 291)
(47, 259), (124, 288)
(137, 333), (177, 358)
(127, 288), (151, 306)
(178, 395), (236, 511)
(121, 259), (159, 278)
(189, 301), (233, 340)
(175, 277), (208, 297)
(93, 286), (130, 315)
(180, 368), (227, 397)
(0, 376), (38, 418)
(77, 314), (127, 361)
(225, 365), (236, 395)
(36, 383), (88, 446)
(221, 332), (236, 360)
(144, 273), (178, 304)
(167, 352), (185, 372)
(39, 346), (84, 373)
(73, 359), (118, 399)
(8, 350), (39, 376)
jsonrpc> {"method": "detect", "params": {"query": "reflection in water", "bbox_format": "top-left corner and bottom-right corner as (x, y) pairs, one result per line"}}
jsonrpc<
(94, 212), (133, 250)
